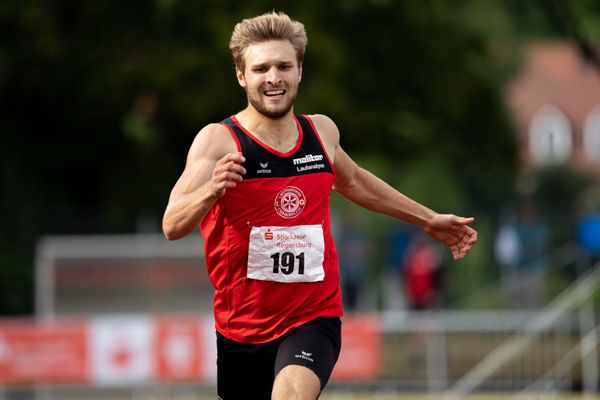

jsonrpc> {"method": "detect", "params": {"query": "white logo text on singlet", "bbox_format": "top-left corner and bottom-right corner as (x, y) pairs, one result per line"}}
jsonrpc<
(293, 154), (324, 165)
(247, 225), (325, 283)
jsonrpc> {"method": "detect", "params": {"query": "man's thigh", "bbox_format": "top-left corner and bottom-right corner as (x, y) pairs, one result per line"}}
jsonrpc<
(216, 332), (278, 400)
(274, 317), (342, 391)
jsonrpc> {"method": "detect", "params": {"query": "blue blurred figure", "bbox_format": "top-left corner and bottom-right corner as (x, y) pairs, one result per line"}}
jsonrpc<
(338, 214), (371, 311)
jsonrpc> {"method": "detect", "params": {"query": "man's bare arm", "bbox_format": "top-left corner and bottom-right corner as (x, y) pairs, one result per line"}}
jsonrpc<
(333, 148), (477, 259)
(312, 114), (477, 260)
(162, 124), (245, 240)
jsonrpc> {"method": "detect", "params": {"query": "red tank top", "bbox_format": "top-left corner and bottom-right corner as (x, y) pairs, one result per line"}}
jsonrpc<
(200, 114), (343, 343)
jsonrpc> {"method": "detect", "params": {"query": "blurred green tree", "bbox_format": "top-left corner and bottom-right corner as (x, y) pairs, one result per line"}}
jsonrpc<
(1, 0), (596, 314)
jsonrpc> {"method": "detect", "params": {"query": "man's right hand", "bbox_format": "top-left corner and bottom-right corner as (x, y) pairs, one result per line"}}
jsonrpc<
(209, 152), (246, 198)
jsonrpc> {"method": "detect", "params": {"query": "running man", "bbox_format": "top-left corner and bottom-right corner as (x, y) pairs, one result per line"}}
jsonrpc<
(163, 11), (477, 400)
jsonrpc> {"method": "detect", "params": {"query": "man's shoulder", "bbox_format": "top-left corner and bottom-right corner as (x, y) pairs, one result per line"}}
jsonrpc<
(304, 114), (339, 142)
(189, 121), (237, 158)
(195, 121), (235, 143)
(199, 121), (230, 135)
(304, 113), (335, 126)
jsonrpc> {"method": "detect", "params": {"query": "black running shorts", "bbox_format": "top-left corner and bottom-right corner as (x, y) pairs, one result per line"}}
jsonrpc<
(216, 317), (341, 400)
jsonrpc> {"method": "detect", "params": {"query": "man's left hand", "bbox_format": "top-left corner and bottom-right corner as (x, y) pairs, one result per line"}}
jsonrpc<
(424, 214), (478, 260)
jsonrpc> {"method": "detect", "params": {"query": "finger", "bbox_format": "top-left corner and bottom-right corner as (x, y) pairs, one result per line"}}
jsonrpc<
(461, 240), (475, 255)
(212, 180), (236, 197)
(468, 230), (478, 244)
(215, 160), (245, 175)
(226, 162), (247, 175)
(215, 179), (235, 188)
(228, 152), (246, 164)
(459, 236), (475, 252)
(445, 234), (461, 246)
(217, 171), (243, 182)
(460, 240), (473, 252)
(219, 152), (246, 165)
(454, 226), (477, 245)
(451, 246), (462, 260)
(455, 216), (475, 225)
(454, 239), (474, 259)
(451, 228), (473, 244)
(459, 228), (477, 245)
(452, 248), (465, 260)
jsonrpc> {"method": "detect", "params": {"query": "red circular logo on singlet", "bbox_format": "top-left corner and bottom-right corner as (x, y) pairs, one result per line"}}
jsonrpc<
(274, 186), (306, 219)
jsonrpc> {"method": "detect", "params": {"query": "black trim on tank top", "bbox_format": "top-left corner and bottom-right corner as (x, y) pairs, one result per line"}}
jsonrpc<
(221, 115), (334, 180)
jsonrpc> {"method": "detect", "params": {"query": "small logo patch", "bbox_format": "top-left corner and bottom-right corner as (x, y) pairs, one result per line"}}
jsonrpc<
(257, 161), (271, 174)
(295, 350), (314, 362)
(274, 186), (306, 219)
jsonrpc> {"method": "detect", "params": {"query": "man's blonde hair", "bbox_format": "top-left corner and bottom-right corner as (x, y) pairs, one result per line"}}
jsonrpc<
(229, 11), (308, 73)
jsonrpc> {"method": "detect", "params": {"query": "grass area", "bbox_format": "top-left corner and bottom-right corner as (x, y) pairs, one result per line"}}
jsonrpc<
(7, 388), (599, 400)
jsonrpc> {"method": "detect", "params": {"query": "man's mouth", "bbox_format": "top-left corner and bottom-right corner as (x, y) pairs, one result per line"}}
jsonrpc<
(264, 89), (286, 97)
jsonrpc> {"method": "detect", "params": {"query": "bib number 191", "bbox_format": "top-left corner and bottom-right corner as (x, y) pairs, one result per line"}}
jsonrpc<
(248, 225), (324, 283)
(271, 252), (305, 275)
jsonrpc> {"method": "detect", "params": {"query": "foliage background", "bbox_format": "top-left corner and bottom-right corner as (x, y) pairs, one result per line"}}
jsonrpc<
(1, 0), (599, 314)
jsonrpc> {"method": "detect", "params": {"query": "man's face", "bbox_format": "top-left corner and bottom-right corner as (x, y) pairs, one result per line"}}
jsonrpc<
(236, 40), (302, 119)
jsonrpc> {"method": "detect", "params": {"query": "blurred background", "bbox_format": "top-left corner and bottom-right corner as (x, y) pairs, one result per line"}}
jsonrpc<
(1, 0), (600, 399)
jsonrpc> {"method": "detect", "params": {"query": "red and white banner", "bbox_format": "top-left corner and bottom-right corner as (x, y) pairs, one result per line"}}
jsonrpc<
(0, 315), (379, 386)
(89, 316), (154, 386)
(155, 316), (213, 382)
(333, 314), (381, 380)
(0, 320), (88, 385)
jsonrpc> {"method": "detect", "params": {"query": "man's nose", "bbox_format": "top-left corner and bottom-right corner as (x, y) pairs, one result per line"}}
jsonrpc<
(267, 67), (282, 84)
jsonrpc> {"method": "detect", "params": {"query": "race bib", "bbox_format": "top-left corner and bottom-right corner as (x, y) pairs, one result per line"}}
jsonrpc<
(247, 225), (325, 283)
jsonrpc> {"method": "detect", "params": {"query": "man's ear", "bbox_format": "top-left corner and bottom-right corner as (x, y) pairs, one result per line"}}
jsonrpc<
(236, 68), (247, 88)
(298, 64), (303, 83)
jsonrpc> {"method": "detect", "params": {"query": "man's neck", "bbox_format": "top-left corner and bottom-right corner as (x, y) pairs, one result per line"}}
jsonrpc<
(235, 107), (298, 152)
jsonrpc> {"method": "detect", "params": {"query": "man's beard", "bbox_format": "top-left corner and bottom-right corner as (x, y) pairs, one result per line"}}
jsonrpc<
(246, 88), (297, 119)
